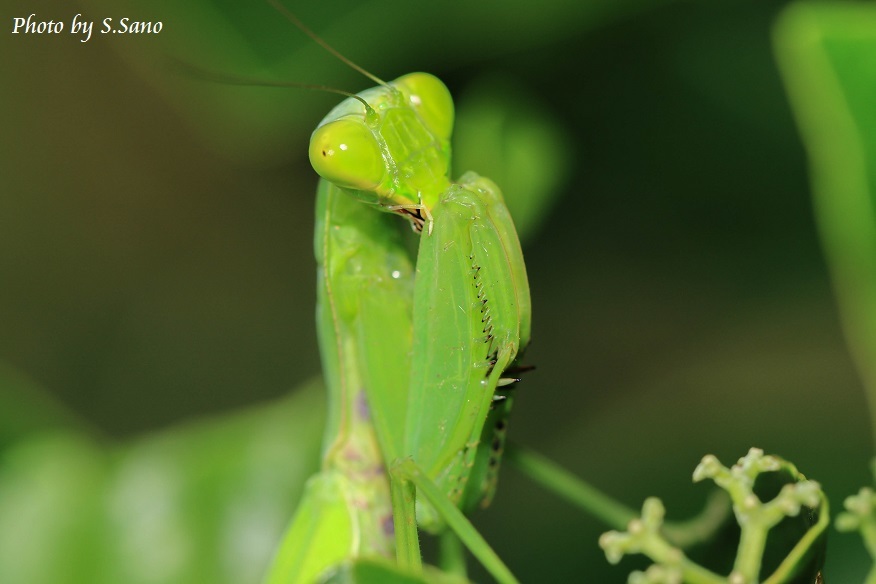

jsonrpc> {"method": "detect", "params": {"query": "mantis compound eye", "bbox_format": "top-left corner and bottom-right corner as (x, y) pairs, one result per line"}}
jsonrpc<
(309, 118), (385, 190)
(394, 72), (454, 142)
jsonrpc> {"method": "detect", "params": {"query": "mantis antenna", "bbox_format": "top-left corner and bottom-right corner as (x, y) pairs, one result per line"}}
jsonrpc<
(169, 60), (377, 116)
(267, 0), (389, 87)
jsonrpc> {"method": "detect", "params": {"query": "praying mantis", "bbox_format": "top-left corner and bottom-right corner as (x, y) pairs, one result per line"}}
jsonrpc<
(259, 4), (529, 583)
(259, 5), (768, 584)
(0, 3), (839, 583)
(254, 5), (730, 583)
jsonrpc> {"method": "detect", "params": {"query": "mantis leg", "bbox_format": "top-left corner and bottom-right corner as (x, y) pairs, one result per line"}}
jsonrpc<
(389, 467), (422, 573)
(390, 458), (519, 584)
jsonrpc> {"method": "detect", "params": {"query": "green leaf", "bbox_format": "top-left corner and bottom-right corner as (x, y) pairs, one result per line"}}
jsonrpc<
(774, 1), (876, 436)
(0, 362), (93, 449)
(453, 77), (572, 244)
(0, 380), (325, 584)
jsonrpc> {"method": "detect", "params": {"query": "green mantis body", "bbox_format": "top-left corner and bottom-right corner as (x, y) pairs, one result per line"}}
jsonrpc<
(314, 70), (531, 558)
(266, 72), (530, 583)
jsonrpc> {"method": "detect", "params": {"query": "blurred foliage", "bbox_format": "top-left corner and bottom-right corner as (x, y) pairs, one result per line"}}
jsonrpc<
(0, 364), (92, 449)
(775, 0), (876, 440)
(453, 77), (572, 242)
(775, 1), (876, 580)
(0, 374), (324, 584)
(3, 0), (876, 582)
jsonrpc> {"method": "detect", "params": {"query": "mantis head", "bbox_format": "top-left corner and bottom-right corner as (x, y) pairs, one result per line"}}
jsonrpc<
(309, 73), (455, 215)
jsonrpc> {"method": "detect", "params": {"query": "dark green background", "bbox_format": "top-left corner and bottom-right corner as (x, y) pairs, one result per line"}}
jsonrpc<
(1, 0), (870, 581)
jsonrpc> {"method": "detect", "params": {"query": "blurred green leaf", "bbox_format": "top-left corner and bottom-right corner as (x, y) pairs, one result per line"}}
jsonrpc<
(453, 77), (572, 243)
(774, 1), (876, 437)
(0, 362), (93, 449)
(0, 380), (324, 584)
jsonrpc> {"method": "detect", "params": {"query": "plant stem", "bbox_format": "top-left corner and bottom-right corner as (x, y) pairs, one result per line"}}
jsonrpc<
(506, 443), (731, 547)
(439, 530), (467, 578)
(504, 443), (636, 530)
(763, 494), (829, 584)
(679, 560), (727, 584)
(734, 520), (768, 583)
(662, 491), (731, 548)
